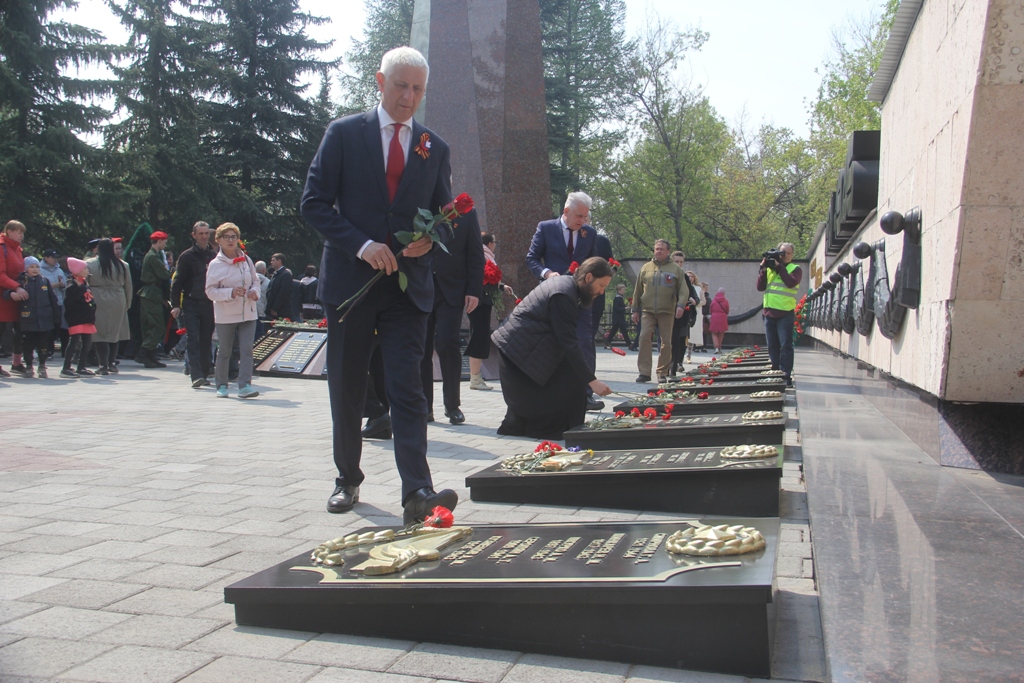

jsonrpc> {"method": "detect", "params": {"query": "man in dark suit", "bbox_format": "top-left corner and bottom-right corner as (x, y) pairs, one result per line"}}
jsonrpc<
(265, 253), (294, 321)
(421, 208), (484, 425)
(525, 192), (602, 410)
(300, 46), (458, 524)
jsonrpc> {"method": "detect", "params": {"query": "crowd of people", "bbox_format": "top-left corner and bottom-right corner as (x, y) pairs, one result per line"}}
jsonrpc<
(0, 217), (321, 398)
(3, 45), (802, 524)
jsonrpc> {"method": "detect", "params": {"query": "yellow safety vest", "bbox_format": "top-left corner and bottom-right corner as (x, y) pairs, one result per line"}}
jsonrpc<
(764, 263), (799, 311)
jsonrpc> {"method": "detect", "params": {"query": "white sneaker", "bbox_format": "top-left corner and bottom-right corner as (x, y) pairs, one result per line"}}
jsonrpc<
(469, 374), (492, 390)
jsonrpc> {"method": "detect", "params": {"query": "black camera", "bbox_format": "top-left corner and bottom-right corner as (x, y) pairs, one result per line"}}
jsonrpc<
(761, 248), (785, 268)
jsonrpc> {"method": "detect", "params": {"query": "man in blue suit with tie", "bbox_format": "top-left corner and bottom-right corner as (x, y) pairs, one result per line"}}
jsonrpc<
(526, 192), (603, 410)
(300, 46), (458, 524)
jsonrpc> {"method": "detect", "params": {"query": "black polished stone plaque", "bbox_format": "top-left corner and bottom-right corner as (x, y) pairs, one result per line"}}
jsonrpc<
(613, 392), (783, 416)
(656, 379), (786, 396)
(468, 444), (783, 515)
(694, 364), (774, 376)
(565, 412), (786, 451)
(225, 518), (779, 676)
(252, 328), (293, 365)
(269, 331), (326, 375)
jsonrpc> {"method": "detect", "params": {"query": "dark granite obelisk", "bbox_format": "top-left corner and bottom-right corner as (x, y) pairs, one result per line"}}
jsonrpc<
(412, 0), (551, 298)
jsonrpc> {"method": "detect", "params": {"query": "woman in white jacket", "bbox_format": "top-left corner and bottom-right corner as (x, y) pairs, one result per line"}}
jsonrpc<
(205, 223), (261, 398)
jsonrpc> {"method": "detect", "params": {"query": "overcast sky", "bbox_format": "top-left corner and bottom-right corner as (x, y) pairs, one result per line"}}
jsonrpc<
(56, 0), (885, 138)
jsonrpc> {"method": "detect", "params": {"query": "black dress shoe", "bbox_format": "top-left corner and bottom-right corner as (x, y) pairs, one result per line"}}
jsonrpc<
(635, 374), (651, 383)
(586, 398), (605, 411)
(327, 484), (359, 513)
(361, 414), (392, 439)
(445, 408), (465, 424)
(403, 487), (458, 525)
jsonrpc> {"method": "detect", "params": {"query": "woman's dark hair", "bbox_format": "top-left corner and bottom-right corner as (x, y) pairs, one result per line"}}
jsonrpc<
(573, 257), (614, 284)
(97, 238), (125, 278)
(481, 233), (494, 246)
(304, 265), (317, 277)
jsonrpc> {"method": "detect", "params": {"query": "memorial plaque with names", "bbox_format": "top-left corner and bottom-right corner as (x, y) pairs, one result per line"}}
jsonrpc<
(269, 331), (326, 374)
(658, 379), (785, 396)
(565, 411), (786, 451)
(225, 518), (779, 676)
(693, 364), (774, 376)
(468, 444), (783, 515)
(613, 392), (783, 416)
(252, 328), (293, 365)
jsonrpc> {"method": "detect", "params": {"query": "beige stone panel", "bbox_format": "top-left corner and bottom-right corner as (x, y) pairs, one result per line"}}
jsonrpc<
(945, 298), (1024, 401)
(1000, 206), (1024, 299)
(980, 0), (1024, 86)
(954, 205), (1011, 299)
(964, 84), (1024, 205)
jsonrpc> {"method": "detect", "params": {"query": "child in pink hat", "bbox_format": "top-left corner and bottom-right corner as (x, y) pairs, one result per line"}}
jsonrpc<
(61, 258), (98, 378)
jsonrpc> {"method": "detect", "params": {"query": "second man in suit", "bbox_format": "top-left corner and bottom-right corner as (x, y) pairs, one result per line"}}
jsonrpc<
(421, 207), (485, 425)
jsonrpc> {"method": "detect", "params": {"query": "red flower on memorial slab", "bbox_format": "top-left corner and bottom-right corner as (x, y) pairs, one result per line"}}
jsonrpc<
(630, 408), (641, 417)
(423, 506), (454, 528)
(317, 318), (328, 328)
(754, 345), (761, 350)
(662, 413), (671, 420)
(711, 357), (717, 362)
(615, 410), (625, 418)
(698, 392), (710, 400)
(568, 261), (579, 274)
(720, 363), (728, 369)
(707, 379), (714, 385)
(415, 132), (432, 160)
(643, 408), (658, 419)
(534, 440), (563, 453)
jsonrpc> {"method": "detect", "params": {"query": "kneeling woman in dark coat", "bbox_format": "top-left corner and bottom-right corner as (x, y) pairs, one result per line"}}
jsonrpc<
(492, 257), (614, 439)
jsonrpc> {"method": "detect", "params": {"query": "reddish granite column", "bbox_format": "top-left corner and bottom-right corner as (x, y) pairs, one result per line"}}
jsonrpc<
(413, 0), (551, 299)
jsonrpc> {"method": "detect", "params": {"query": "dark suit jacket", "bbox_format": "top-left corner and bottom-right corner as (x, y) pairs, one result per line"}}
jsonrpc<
(525, 218), (597, 280)
(433, 208), (485, 307)
(266, 267), (294, 320)
(300, 109), (453, 312)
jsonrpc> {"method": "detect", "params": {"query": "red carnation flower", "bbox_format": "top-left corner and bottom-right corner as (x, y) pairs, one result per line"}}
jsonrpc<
(608, 258), (621, 268)
(754, 345), (761, 350)
(615, 410), (625, 418)
(664, 403), (674, 413)
(568, 261), (579, 274)
(711, 357), (716, 362)
(631, 408), (641, 417)
(662, 413), (671, 420)
(611, 347), (626, 356)
(423, 506), (454, 528)
(515, 298), (522, 305)
(317, 318), (328, 328)
(698, 391), (709, 400)
(483, 260), (503, 286)
(643, 408), (657, 419)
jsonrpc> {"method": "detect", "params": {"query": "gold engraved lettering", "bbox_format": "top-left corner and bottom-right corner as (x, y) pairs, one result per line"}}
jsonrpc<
(490, 536), (540, 564)
(444, 534), (501, 566)
(623, 537), (648, 559)
(706, 416), (719, 423)
(726, 415), (738, 423)
(584, 533), (626, 565)
(635, 533), (667, 564)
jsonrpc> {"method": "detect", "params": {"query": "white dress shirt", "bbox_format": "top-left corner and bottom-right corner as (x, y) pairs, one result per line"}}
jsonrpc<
(356, 104), (416, 259)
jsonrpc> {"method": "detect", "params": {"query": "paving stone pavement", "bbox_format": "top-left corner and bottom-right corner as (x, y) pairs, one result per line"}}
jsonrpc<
(0, 347), (824, 682)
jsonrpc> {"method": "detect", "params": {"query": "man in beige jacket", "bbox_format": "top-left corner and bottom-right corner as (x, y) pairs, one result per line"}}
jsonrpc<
(631, 239), (691, 383)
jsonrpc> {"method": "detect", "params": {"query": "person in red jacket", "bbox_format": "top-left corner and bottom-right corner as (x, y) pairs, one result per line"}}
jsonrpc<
(0, 220), (28, 378)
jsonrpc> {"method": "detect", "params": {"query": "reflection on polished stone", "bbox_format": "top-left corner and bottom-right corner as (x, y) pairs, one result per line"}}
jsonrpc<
(413, 0), (551, 297)
(797, 350), (1024, 682)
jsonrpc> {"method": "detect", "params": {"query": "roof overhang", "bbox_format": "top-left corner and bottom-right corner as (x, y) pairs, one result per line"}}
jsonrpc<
(867, 0), (925, 103)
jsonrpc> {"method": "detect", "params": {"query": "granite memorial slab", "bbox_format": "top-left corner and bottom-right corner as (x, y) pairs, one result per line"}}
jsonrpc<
(692, 364), (776, 376)
(255, 330), (327, 377)
(225, 518), (779, 676)
(613, 391), (784, 416)
(565, 412), (786, 451)
(252, 327), (293, 365)
(655, 378), (787, 396)
(467, 443), (783, 515)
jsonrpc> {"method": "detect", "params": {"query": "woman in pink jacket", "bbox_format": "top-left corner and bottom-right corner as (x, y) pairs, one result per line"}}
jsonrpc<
(708, 288), (730, 354)
(205, 223), (261, 398)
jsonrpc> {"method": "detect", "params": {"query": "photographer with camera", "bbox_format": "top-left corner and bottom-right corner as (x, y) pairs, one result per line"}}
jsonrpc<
(757, 242), (802, 387)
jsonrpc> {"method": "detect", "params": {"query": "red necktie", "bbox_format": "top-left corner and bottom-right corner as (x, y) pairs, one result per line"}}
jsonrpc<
(386, 123), (405, 202)
(567, 228), (574, 259)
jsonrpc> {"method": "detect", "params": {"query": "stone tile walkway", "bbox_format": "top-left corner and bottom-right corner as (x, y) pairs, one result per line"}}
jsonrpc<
(0, 346), (821, 682)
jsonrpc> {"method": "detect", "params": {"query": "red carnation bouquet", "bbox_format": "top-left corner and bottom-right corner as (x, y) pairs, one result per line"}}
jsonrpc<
(338, 193), (474, 322)
(483, 260), (503, 286)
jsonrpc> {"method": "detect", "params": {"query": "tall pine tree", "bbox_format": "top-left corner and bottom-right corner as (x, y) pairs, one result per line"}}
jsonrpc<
(0, 0), (116, 248)
(106, 0), (217, 236)
(198, 0), (336, 259)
